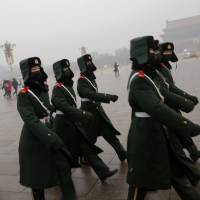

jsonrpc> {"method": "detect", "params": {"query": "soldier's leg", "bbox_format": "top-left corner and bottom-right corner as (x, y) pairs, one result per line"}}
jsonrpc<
(127, 186), (147, 200)
(31, 189), (45, 200)
(178, 134), (200, 162)
(55, 151), (76, 200)
(102, 133), (127, 161)
(172, 165), (200, 200)
(187, 143), (200, 162)
(80, 140), (118, 181)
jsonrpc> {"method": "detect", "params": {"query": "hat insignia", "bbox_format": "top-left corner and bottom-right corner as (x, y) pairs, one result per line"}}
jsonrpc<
(35, 59), (39, 64)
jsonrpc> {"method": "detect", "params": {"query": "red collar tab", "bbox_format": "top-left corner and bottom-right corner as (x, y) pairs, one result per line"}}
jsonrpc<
(56, 82), (63, 88)
(138, 70), (145, 78)
(79, 75), (85, 80)
(20, 86), (29, 93)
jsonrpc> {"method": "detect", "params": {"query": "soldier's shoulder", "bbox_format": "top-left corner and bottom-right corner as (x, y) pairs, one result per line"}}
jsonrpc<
(78, 75), (86, 81)
(55, 82), (63, 88)
(19, 86), (29, 94)
(130, 71), (146, 83)
(78, 75), (87, 85)
(129, 71), (153, 89)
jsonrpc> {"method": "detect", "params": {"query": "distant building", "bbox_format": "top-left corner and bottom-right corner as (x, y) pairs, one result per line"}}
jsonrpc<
(161, 15), (200, 53)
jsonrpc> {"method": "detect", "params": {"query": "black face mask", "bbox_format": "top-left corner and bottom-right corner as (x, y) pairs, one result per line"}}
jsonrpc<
(143, 64), (157, 79)
(86, 63), (97, 72)
(63, 70), (70, 77)
(30, 71), (43, 82)
(62, 68), (74, 79)
(60, 68), (74, 87)
(163, 54), (173, 62)
(82, 71), (96, 80)
(149, 52), (162, 65)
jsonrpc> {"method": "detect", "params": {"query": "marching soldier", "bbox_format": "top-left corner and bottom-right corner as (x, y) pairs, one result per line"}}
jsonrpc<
(127, 36), (200, 200)
(51, 59), (118, 182)
(76, 54), (127, 162)
(17, 57), (77, 200)
(158, 42), (200, 162)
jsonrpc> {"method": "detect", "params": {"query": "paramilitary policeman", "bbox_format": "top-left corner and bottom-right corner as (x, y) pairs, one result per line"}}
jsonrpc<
(77, 54), (127, 162)
(51, 59), (118, 182)
(17, 57), (77, 200)
(127, 36), (200, 200)
(157, 42), (200, 162)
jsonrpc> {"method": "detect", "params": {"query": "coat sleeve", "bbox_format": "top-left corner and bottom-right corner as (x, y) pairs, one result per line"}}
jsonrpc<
(17, 92), (63, 148)
(77, 79), (111, 103)
(160, 87), (195, 113)
(130, 77), (199, 137)
(169, 84), (198, 104)
(51, 87), (87, 121)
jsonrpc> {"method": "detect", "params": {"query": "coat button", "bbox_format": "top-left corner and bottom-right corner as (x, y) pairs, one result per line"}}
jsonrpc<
(48, 134), (51, 136)
(185, 99), (187, 102)
(183, 121), (188, 124)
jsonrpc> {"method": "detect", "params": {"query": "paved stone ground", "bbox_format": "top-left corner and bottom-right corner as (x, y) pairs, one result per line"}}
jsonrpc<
(0, 58), (200, 199)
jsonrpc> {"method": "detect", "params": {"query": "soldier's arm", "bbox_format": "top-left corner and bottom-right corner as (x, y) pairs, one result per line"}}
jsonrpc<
(160, 67), (174, 85)
(169, 84), (199, 105)
(160, 87), (195, 113)
(17, 93), (65, 149)
(51, 87), (89, 121)
(130, 78), (200, 137)
(77, 79), (111, 103)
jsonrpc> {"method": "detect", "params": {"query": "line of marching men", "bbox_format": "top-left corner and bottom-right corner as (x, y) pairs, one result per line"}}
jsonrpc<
(16, 36), (200, 200)
(17, 54), (126, 200)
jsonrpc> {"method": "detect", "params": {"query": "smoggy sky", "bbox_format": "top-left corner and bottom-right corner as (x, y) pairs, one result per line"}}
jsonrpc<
(0, 0), (199, 65)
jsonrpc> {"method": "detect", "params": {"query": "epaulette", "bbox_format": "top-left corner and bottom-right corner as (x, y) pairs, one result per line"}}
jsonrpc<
(20, 86), (29, 94)
(138, 70), (145, 78)
(79, 75), (85, 80)
(56, 82), (63, 88)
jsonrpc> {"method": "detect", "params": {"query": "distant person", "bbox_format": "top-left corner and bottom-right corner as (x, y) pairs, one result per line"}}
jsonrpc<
(12, 78), (19, 96)
(113, 62), (119, 77)
(2, 80), (7, 96)
(2, 80), (12, 97)
(7, 80), (12, 97)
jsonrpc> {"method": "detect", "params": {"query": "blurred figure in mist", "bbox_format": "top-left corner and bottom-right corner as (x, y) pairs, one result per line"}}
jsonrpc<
(113, 62), (119, 77)
(12, 78), (19, 96)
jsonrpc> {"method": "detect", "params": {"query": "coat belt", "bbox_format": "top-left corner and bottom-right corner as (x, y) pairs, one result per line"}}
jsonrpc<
(56, 110), (64, 115)
(81, 98), (96, 103)
(135, 112), (151, 118)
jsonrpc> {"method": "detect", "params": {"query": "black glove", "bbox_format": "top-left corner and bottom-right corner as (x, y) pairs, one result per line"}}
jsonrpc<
(108, 94), (118, 102)
(190, 123), (200, 137)
(189, 95), (199, 105)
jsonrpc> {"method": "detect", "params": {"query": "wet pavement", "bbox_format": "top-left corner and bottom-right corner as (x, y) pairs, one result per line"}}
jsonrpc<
(0, 58), (200, 199)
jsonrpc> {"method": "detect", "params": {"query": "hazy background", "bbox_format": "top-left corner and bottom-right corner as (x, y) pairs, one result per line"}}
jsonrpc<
(0, 0), (199, 70)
